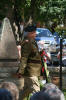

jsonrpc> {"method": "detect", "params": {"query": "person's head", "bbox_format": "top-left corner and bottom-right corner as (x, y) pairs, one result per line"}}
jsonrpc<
(0, 82), (19, 100)
(0, 88), (12, 100)
(24, 25), (36, 39)
(30, 83), (65, 100)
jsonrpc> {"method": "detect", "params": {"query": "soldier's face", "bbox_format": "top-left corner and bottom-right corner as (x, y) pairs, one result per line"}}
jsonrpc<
(28, 31), (36, 39)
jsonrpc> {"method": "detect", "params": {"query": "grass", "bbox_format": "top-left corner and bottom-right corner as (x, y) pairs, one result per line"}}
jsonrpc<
(63, 89), (66, 99)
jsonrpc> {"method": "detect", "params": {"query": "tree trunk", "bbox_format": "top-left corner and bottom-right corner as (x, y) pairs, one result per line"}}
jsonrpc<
(30, 0), (37, 21)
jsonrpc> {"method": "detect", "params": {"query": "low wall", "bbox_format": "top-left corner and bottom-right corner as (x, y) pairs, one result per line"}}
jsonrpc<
(0, 67), (20, 86)
(48, 67), (66, 89)
(0, 66), (66, 89)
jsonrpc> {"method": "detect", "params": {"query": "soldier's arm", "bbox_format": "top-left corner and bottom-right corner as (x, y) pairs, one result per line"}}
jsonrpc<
(18, 41), (31, 74)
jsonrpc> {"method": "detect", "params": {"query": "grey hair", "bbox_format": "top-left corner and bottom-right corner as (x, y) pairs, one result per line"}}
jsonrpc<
(0, 82), (19, 100)
(30, 83), (65, 100)
(41, 83), (65, 100)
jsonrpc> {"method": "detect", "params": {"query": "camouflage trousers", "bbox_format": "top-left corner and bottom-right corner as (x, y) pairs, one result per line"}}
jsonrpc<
(18, 76), (40, 100)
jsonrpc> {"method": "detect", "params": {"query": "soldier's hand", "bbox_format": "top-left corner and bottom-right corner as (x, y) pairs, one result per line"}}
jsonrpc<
(12, 73), (22, 78)
(16, 73), (22, 78)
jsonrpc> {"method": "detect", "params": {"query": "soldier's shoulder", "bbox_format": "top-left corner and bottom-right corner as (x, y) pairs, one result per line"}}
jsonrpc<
(21, 39), (31, 50)
(21, 39), (30, 45)
(21, 39), (32, 53)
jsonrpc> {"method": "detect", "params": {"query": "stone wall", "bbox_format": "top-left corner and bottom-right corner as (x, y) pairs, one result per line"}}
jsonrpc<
(0, 67), (19, 87)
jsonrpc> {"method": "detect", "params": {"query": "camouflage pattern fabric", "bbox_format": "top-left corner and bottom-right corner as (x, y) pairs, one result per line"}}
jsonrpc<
(18, 38), (41, 76)
(18, 76), (40, 100)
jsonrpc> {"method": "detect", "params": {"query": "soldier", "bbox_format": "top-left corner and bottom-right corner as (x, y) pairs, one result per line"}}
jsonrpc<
(17, 25), (42, 100)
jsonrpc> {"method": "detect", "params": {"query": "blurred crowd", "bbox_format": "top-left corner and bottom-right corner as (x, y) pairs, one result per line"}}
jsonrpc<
(0, 82), (65, 100)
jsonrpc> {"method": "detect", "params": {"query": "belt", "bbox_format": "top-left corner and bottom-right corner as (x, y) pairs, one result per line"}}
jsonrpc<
(28, 59), (41, 64)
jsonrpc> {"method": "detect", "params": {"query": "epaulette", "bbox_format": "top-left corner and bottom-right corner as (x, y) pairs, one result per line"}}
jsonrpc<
(21, 39), (29, 46)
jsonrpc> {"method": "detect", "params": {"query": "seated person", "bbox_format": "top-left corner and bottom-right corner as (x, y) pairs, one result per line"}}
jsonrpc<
(30, 83), (65, 100)
(0, 88), (12, 100)
(0, 82), (19, 100)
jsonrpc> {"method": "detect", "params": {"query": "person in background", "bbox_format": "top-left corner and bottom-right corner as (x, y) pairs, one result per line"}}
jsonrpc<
(19, 21), (24, 41)
(20, 22), (24, 34)
(57, 44), (66, 66)
(0, 88), (12, 100)
(0, 82), (19, 100)
(17, 41), (21, 60)
(30, 83), (65, 100)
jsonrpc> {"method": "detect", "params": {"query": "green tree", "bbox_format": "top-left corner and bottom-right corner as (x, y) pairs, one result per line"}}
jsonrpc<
(39, 0), (66, 26)
(0, 0), (66, 26)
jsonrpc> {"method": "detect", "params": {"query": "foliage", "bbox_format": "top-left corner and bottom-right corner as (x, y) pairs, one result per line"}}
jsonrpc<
(55, 27), (66, 36)
(39, 0), (66, 25)
(0, 0), (13, 20)
(15, 0), (66, 26)
(0, 0), (66, 27)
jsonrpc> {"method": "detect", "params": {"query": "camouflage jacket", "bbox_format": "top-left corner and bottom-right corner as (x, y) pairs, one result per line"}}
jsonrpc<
(18, 38), (42, 77)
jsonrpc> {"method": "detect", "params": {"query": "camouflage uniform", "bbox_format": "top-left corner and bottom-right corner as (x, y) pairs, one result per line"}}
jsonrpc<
(18, 38), (42, 99)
